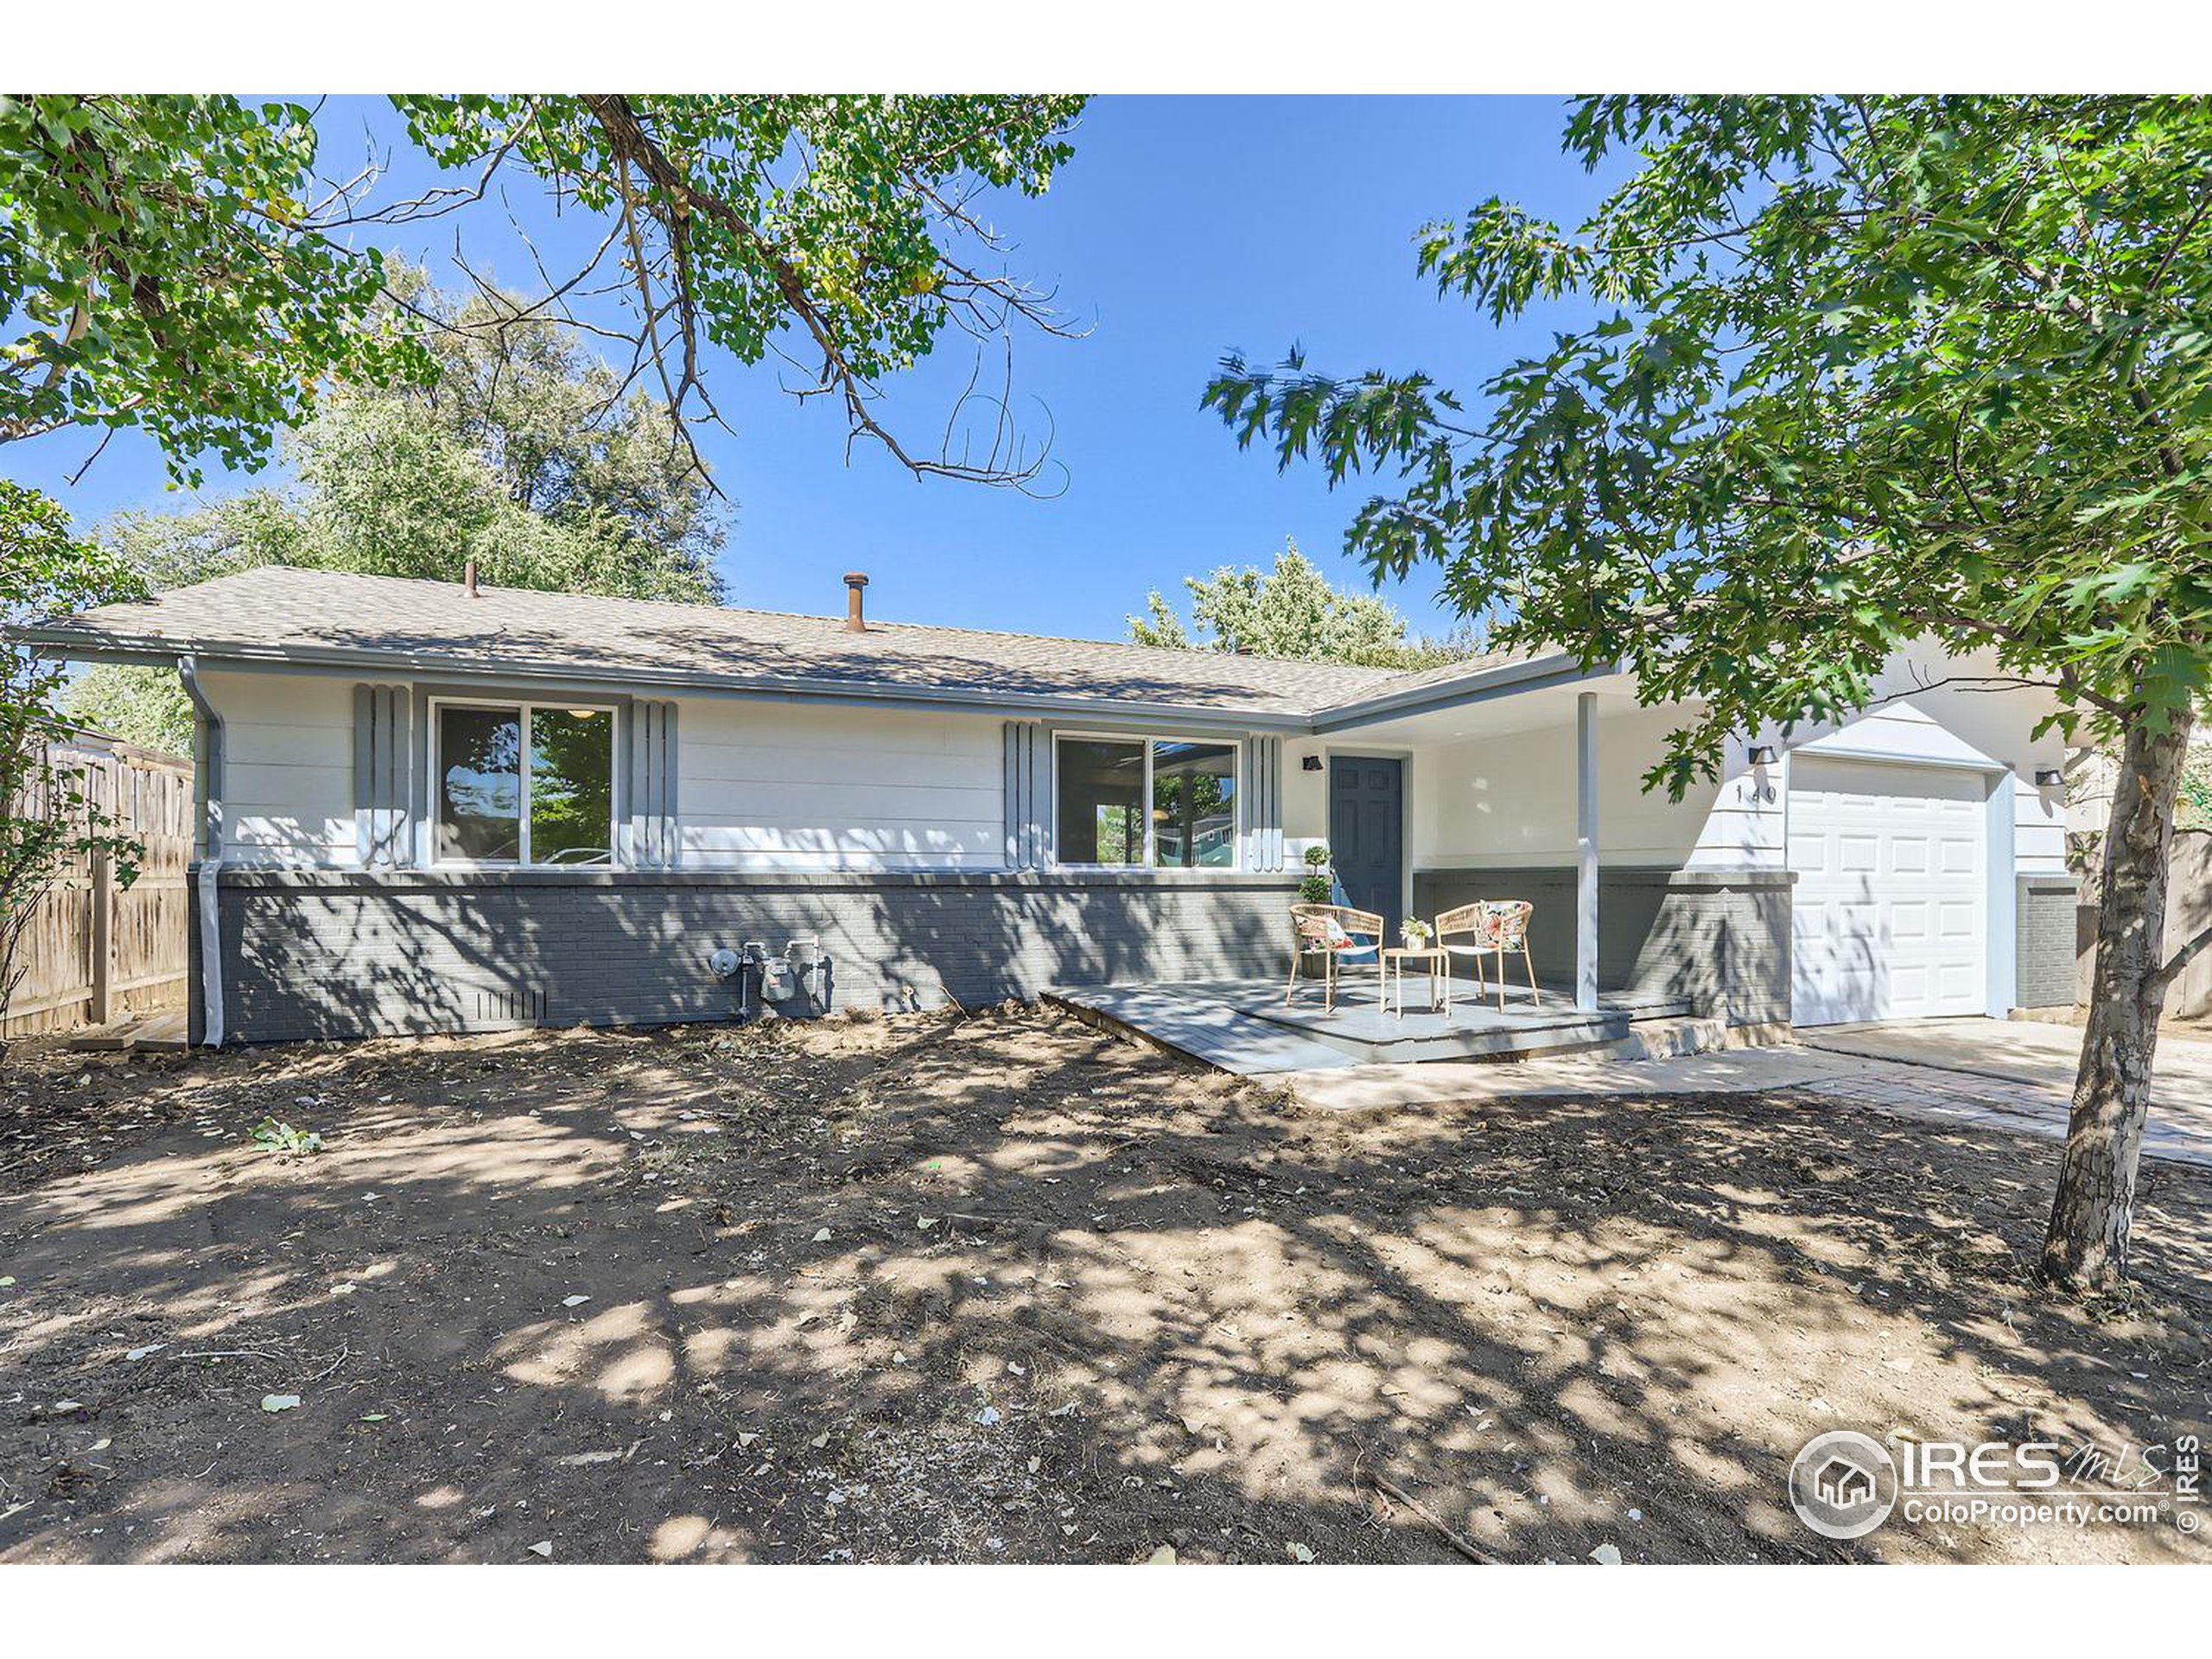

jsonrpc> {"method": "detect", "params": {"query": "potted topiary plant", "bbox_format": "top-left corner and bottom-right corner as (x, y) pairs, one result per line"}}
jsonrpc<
(1299, 842), (1332, 905)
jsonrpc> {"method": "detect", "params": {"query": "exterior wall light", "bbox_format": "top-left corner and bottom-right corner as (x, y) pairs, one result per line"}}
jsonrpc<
(1300, 754), (1324, 772)
(1748, 745), (1779, 766)
(2035, 767), (2064, 787)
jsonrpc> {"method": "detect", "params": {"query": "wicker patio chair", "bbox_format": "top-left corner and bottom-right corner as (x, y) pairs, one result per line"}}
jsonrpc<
(1286, 903), (1384, 1011)
(1434, 899), (1541, 1013)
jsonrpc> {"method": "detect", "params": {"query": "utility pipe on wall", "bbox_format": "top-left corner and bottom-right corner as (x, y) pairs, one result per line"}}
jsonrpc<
(178, 655), (226, 1046)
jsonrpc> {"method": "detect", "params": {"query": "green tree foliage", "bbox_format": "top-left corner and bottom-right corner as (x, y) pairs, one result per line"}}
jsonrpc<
(283, 270), (731, 600)
(63, 492), (314, 750)
(57, 664), (194, 757)
(2183, 741), (2212, 831)
(0, 483), (143, 1030)
(393, 94), (1086, 483)
(378, 270), (724, 571)
(16, 96), (1090, 743)
(62, 272), (739, 752)
(0, 97), (423, 479)
(1130, 540), (1479, 668)
(1211, 98), (2208, 779)
(5, 94), (1090, 1033)
(6, 95), (1086, 486)
(1206, 96), (2211, 1290)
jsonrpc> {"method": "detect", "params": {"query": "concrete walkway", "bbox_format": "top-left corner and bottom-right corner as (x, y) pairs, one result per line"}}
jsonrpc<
(1801, 1017), (2212, 1116)
(1271, 1019), (2212, 1171)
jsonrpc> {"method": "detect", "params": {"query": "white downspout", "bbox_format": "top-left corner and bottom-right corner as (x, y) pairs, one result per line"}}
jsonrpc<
(179, 656), (225, 1046)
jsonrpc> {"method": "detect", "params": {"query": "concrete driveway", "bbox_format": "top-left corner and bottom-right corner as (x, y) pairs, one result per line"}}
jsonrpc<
(1279, 1017), (2212, 1169)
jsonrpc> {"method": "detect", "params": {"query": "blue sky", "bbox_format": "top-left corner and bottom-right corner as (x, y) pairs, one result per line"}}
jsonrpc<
(10, 94), (1618, 644)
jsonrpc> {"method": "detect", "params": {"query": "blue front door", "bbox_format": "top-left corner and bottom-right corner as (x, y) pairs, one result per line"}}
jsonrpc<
(1329, 755), (1403, 942)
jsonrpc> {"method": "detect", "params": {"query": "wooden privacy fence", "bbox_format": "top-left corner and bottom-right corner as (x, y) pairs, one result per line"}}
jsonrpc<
(2073, 830), (2212, 1024)
(2, 732), (194, 1039)
(2163, 832), (2212, 1022)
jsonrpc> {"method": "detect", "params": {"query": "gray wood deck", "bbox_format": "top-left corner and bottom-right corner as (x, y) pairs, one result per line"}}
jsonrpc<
(1046, 976), (1692, 1076)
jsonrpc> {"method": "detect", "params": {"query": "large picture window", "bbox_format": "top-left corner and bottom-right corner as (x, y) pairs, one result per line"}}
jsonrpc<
(435, 701), (615, 866)
(1053, 734), (1239, 869)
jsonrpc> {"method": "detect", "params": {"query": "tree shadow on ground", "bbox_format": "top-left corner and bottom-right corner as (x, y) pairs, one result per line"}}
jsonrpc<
(1, 1010), (2207, 1564)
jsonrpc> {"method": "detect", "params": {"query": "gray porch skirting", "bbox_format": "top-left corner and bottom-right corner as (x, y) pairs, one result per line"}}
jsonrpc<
(189, 867), (1302, 1043)
(1412, 865), (1795, 1028)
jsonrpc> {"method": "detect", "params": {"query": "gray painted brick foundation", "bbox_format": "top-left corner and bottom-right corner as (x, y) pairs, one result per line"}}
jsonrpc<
(193, 860), (2078, 1046)
(1411, 865), (1794, 1027)
(191, 868), (1301, 1044)
(2017, 874), (2079, 1011)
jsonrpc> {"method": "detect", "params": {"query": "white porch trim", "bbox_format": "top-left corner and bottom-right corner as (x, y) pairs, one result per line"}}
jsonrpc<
(1576, 690), (1599, 1012)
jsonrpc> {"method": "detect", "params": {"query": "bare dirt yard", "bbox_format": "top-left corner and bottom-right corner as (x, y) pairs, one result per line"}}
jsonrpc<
(2, 1007), (2207, 1564)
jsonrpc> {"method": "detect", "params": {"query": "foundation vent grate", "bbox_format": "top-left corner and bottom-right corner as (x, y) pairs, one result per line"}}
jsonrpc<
(473, 988), (546, 1027)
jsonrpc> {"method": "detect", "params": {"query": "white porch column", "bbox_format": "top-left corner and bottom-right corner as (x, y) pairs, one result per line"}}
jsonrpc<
(1576, 690), (1599, 1012)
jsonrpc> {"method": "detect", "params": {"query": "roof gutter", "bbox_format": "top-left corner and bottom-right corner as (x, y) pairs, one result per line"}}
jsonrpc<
(16, 630), (1613, 738)
(1311, 653), (1616, 732)
(16, 632), (1329, 734)
(177, 655), (225, 1047)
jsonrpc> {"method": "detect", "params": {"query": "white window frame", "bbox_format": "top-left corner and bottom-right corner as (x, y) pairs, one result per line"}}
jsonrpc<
(428, 695), (624, 869)
(1051, 731), (1243, 872)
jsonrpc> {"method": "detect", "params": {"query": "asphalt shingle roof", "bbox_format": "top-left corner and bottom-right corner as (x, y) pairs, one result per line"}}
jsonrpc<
(23, 568), (1491, 721)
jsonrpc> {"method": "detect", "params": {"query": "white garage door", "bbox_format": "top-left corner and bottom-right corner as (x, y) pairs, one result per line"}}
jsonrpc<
(1789, 757), (1988, 1026)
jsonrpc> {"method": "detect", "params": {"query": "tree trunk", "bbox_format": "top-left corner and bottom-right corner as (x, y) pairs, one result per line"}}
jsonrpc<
(2038, 705), (2196, 1291)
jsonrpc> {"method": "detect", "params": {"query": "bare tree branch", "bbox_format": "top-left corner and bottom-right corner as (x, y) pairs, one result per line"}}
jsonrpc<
(578, 93), (1062, 491)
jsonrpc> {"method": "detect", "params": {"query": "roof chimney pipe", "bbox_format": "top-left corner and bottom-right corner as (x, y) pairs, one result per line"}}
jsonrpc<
(843, 571), (869, 633)
(463, 558), (480, 600)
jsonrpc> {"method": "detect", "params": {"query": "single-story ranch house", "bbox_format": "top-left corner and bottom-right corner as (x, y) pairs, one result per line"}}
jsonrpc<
(21, 567), (2076, 1046)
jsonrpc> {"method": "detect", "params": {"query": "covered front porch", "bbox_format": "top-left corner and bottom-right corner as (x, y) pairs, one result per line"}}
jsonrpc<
(1046, 976), (1696, 1076)
(1272, 663), (1783, 1035)
(1044, 659), (1793, 1077)
(1300, 670), (1631, 1017)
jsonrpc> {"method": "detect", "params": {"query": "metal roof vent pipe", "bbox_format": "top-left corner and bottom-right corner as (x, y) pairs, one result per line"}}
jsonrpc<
(844, 571), (868, 632)
(464, 558), (480, 599)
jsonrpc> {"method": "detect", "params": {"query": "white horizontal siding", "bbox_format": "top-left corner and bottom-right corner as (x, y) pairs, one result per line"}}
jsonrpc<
(675, 826), (1006, 871)
(181, 642), (2069, 888)
(201, 670), (357, 866)
(684, 743), (999, 794)
(2012, 777), (2068, 872)
(1396, 652), (2067, 881)
(1409, 704), (1749, 869)
(677, 697), (1003, 871)
(193, 671), (1011, 873)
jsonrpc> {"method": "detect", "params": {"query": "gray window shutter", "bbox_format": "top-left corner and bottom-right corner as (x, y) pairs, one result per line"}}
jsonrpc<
(1002, 721), (1046, 869)
(627, 699), (679, 869)
(1243, 735), (1284, 872)
(353, 683), (411, 868)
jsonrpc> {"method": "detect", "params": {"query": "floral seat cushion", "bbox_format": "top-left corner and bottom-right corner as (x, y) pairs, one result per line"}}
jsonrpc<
(1323, 918), (1376, 954)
